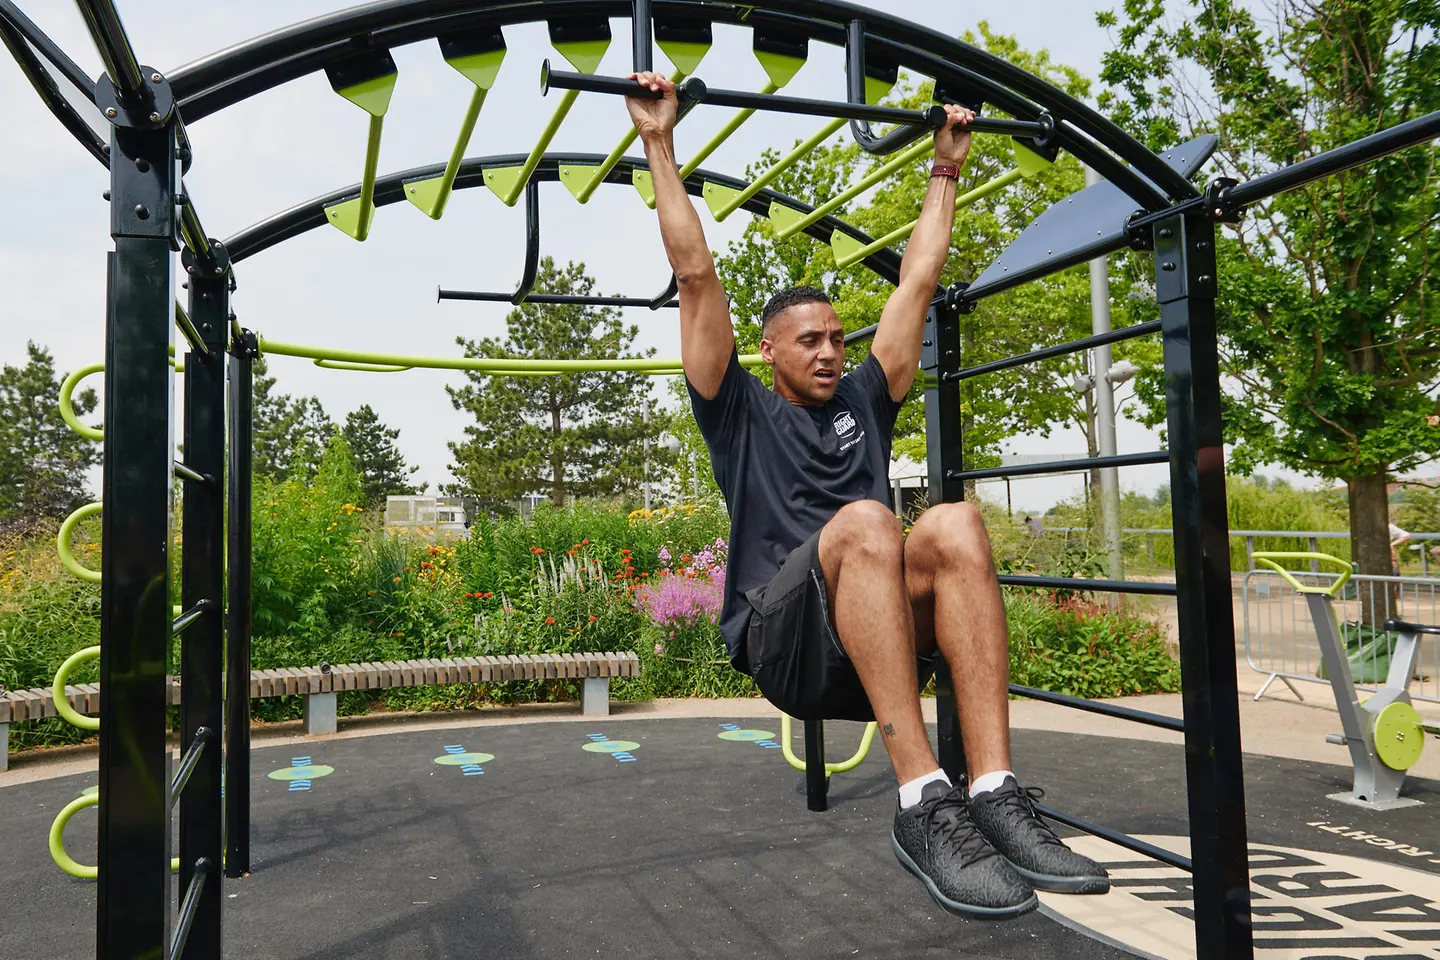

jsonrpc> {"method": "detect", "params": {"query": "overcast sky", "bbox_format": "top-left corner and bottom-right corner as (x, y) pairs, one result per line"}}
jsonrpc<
(0, 0), (1303, 514)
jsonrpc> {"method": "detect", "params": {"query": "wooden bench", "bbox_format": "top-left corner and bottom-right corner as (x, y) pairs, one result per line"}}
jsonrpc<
(0, 651), (640, 771)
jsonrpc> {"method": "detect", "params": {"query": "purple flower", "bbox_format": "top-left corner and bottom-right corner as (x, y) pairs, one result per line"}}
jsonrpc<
(658, 545), (671, 564)
(636, 571), (724, 628)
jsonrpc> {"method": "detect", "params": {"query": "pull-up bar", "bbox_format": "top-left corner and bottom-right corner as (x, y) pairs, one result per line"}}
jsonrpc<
(539, 64), (1052, 140)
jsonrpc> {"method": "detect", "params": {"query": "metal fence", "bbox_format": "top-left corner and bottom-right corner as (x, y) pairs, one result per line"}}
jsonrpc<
(1242, 570), (1440, 704)
(1050, 526), (1440, 574)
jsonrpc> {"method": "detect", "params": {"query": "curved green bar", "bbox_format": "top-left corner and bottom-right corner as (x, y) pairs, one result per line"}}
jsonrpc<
(1251, 551), (1354, 596)
(57, 502), (103, 583)
(779, 712), (877, 774)
(49, 793), (180, 880)
(260, 336), (763, 374)
(710, 117), (847, 222)
(52, 645), (101, 731)
(675, 80), (778, 184)
(773, 138), (933, 240)
(314, 359), (413, 373)
(59, 363), (105, 441)
(571, 66), (697, 204)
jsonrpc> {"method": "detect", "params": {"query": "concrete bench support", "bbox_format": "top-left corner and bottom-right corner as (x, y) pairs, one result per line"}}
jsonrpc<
(582, 677), (610, 716)
(0, 723), (8, 772)
(304, 692), (338, 736)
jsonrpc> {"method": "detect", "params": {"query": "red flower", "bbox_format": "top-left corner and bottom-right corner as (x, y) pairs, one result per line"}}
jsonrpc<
(582, 539), (590, 545)
(621, 548), (631, 556)
(483, 592), (492, 599)
(588, 615), (597, 622)
(545, 616), (556, 625)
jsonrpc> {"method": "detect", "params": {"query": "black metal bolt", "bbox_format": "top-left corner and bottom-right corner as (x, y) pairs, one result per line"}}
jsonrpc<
(1159, 228), (1173, 239)
(1214, 207), (1223, 217)
(151, 72), (163, 83)
(134, 204), (149, 220)
(104, 107), (117, 118)
(1198, 274), (1212, 284)
(175, 194), (188, 205)
(1162, 261), (1176, 271)
(922, 339), (933, 347)
(135, 158), (149, 173)
(102, 190), (110, 201)
(1198, 241), (1210, 250)
(149, 112), (162, 124)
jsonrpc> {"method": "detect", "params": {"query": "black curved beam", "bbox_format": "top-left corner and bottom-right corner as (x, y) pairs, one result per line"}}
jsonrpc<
(648, 273), (678, 309)
(844, 18), (937, 156)
(512, 177), (540, 304)
(165, 0), (1180, 207)
(0, 0), (108, 165)
(223, 153), (905, 290)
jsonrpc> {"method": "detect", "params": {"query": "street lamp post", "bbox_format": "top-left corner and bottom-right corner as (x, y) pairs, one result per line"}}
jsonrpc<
(1085, 166), (1125, 580)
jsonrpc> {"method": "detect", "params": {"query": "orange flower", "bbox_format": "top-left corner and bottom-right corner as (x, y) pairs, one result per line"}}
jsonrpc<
(483, 592), (492, 599)
(568, 549), (577, 556)
(621, 548), (631, 556)
(545, 616), (556, 625)
(680, 556), (691, 563)
(582, 539), (590, 545)
(588, 615), (597, 622)
(640, 572), (648, 578)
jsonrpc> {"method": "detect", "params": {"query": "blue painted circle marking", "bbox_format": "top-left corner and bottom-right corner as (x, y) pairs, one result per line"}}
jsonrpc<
(434, 752), (495, 766)
(267, 764), (334, 781)
(582, 740), (640, 753)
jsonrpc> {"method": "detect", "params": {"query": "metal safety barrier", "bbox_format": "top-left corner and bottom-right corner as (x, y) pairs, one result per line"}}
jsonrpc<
(1242, 569), (1440, 704)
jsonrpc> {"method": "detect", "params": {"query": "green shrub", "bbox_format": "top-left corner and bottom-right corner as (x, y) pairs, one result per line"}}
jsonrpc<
(1006, 591), (1180, 698)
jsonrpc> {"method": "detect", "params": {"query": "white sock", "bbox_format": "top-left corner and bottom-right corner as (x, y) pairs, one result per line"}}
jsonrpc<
(898, 769), (951, 808)
(969, 770), (1016, 797)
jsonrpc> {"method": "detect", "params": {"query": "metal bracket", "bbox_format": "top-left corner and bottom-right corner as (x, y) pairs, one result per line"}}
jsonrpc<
(230, 328), (260, 360)
(182, 239), (232, 280)
(1205, 177), (1243, 225)
(94, 67), (173, 129)
(943, 281), (975, 315)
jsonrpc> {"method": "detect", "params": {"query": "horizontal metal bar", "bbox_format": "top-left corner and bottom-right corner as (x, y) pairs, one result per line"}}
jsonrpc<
(439, 289), (678, 309)
(844, 323), (878, 345)
(173, 301), (210, 358)
(541, 62), (1049, 137)
(172, 599), (213, 634)
(172, 461), (214, 485)
(170, 858), (212, 959)
(1035, 803), (1193, 873)
(1225, 109), (1440, 208)
(997, 574), (1178, 596)
(1009, 684), (1185, 731)
(949, 450), (1169, 481)
(945, 320), (1161, 383)
(169, 726), (214, 806)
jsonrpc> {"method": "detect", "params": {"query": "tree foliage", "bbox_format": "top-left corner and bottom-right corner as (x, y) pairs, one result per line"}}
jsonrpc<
(1097, 0), (1440, 583)
(342, 404), (421, 507)
(448, 258), (672, 506)
(0, 343), (101, 532)
(252, 358), (334, 483)
(713, 24), (1111, 468)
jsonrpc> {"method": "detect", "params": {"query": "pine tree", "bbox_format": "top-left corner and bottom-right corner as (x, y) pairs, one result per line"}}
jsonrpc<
(251, 358), (334, 482)
(342, 404), (420, 507)
(447, 258), (671, 506)
(0, 343), (101, 530)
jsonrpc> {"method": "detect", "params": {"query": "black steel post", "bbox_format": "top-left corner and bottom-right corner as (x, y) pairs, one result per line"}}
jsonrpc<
(631, 0), (652, 73)
(1155, 212), (1252, 959)
(803, 720), (828, 811)
(97, 109), (177, 959)
(179, 260), (228, 957)
(225, 328), (256, 878)
(921, 300), (966, 780)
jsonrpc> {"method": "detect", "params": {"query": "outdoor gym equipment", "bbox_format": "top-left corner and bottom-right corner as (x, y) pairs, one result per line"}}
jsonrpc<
(6, 0), (1440, 956)
(1251, 552), (1436, 810)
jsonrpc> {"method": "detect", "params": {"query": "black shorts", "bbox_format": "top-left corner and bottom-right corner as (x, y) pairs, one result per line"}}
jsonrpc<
(743, 529), (938, 722)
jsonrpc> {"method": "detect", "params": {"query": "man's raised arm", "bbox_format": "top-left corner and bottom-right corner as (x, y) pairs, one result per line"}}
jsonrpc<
(869, 105), (975, 402)
(627, 72), (734, 399)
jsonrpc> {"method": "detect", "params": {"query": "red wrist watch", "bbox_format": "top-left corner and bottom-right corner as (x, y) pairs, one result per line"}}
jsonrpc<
(930, 164), (960, 180)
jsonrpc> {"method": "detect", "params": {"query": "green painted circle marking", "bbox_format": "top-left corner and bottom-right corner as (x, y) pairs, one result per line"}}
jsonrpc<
(267, 764), (335, 781)
(582, 740), (640, 753)
(718, 729), (775, 742)
(1373, 701), (1424, 770)
(80, 785), (98, 797)
(434, 752), (495, 766)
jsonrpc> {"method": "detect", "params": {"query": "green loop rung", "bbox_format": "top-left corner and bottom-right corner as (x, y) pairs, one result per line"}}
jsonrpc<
(51, 646), (101, 731)
(57, 502), (103, 583)
(1251, 551), (1354, 596)
(58, 363), (105, 441)
(779, 713), (876, 775)
(50, 792), (181, 880)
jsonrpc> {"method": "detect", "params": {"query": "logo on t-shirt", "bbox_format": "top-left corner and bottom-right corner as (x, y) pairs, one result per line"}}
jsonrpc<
(833, 411), (857, 437)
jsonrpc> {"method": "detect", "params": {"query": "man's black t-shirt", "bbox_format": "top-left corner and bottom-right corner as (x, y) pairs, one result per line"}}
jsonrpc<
(687, 349), (903, 673)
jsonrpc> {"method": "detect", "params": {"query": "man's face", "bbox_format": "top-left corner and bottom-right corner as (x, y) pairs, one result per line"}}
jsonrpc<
(760, 300), (845, 405)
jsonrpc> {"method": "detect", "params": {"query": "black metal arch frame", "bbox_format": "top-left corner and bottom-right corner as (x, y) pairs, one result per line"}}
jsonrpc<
(5, 0), (1440, 956)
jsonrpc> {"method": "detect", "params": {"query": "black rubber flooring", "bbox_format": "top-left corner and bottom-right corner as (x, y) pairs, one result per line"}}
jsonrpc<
(1, 718), (1436, 959)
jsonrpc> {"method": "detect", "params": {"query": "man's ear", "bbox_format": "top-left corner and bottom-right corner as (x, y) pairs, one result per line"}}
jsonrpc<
(759, 338), (775, 364)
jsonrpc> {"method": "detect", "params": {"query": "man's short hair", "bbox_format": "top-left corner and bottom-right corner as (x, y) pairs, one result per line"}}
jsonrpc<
(761, 286), (831, 337)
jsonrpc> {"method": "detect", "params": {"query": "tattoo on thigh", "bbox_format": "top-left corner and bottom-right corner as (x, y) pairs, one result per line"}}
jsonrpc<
(882, 723), (895, 739)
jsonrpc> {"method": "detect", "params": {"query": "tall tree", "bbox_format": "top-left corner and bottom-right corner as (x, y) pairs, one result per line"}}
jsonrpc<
(342, 404), (420, 507)
(447, 258), (671, 506)
(1098, 0), (1440, 605)
(714, 25), (1108, 473)
(251, 358), (334, 482)
(0, 343), (101, 530)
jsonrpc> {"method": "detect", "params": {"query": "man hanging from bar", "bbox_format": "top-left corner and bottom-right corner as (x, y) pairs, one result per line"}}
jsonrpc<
(626, 71), (1108, 919)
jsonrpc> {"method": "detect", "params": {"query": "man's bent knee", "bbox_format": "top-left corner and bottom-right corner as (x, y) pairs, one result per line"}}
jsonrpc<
(823, 499), (903, 561)
(907, 502), (991, 573)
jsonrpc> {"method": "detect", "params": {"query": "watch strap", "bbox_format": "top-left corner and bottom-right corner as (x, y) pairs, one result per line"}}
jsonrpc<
(930, 164), (960, 180)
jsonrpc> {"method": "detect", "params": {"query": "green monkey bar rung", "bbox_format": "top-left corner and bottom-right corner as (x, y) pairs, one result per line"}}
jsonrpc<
(830, 140), (1053, 269)
(405, 38), (506, 220)
(323, 58), (399, 241)
(259, 337), (763, 376)
(771, 137), (932, 239)
(487, 35), (611, 207)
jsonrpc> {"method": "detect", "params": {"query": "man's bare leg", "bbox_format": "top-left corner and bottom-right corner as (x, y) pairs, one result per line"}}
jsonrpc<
(904, 502), (1012, 780)
(817, 499), (937, 784)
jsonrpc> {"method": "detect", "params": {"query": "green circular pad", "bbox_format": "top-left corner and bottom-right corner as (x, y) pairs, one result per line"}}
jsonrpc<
(267, 765), (335, 781)
(582, 740), (640, 753)
(718, 729), (775, 742)
(1373, 701), (1425, 771)
(434, 752), (495, 766)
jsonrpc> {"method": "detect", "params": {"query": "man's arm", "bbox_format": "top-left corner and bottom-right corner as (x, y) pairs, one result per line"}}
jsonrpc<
(869, 105), (975, 402)
(627, 72), (734, 400)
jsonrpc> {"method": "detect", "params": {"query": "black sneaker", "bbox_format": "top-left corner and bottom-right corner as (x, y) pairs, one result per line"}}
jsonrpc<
(891, 780), (1038, 920)
(968, 777), (1111, 894)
